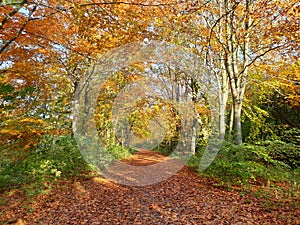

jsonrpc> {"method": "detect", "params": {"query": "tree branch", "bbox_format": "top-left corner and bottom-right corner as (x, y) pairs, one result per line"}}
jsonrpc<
(206, 1), (240, 63)
(23, 30), (97, 61)
(0, 0), (28, 29)
(238, 44), (285, 77)
(0, 2), (36, 55)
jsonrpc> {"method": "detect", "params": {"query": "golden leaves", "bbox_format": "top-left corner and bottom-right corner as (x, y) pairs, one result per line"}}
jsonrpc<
(0, 117), (48, 150)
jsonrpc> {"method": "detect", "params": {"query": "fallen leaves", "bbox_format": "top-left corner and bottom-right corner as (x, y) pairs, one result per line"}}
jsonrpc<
(0, 150), (299, 224)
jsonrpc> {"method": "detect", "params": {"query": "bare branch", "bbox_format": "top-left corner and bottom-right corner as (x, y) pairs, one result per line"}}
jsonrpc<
(239, 44), (285, 77)
(206, 1), (240, 63)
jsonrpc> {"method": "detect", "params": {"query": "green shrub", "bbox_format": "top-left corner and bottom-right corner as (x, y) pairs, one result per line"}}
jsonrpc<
(0, 135), (89, 191)
(106, 144), (136, 160)
(190, 141), (295, 186)
(200, 143), (267, 184)
(0, 159), (29, 190)
(26, 135), (89, 177)
(265, 140), (300, 169)
(0, 135), (139, 191)
(281, 128), (300, 145)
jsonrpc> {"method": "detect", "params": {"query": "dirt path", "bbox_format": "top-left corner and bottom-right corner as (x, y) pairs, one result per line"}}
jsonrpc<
(1, 150), (299, 224)
(122, 149), (168, 165)
(102, 149), (187, 186)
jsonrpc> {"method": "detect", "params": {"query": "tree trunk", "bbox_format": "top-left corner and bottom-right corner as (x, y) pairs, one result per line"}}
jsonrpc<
(190, 118), (198, 154)
(219, 99), (226, 139)
(233, 98), (243, 145)
(223, 0), (251, 145)
(219, 72), (228, 140)
(228, 104), (234, 139)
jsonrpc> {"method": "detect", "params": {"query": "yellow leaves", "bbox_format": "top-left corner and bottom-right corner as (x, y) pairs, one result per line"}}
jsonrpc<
(195, 104), (211, 117)
(103, 79), (116, 91)
(273, 35), (282, 42)
(0, 116), (50, 151)
(153, 104), (160, 112)
(126, 73), (143, 82)
(288, 4), (300, 17)
(19, 118), (45, 124)
(0, 129), (22, 137)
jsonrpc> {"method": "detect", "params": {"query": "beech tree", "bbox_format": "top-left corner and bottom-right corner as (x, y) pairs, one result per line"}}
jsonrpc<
(214, 0), (299, 144)
(165, 0), (300, 144)
(0, 0), (170, 149)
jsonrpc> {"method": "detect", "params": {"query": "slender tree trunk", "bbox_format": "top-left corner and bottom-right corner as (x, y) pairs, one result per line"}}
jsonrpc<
(216, 1), (229, 140)
(219, 70), (228, 139)
(223, 0), (252, 145)
(233, 0), (252, 145)
(190, 118), (198, 154)
(228, 104), (234, 139)
(233, 97), (243, 144)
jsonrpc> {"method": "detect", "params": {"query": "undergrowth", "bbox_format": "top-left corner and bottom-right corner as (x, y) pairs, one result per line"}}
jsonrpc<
(0, 135), (135, 194)
(187, 141), (300, 208)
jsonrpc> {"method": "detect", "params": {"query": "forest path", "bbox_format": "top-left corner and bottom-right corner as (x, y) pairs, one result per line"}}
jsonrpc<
(122, 149), (168, 165)
(1, 150), (299, 224)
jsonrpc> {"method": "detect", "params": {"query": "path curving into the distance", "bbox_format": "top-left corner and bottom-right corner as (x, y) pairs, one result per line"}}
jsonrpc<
(1, 150), (299, 224)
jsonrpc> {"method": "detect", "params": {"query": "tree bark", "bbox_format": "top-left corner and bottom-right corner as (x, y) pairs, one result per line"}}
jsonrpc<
(233, 98), (243, 145)
(228, 104), (234, 139)
(219, 70), (228, 140)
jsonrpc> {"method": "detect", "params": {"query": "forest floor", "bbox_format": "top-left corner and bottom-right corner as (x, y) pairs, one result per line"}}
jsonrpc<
(1, 150), (299, 225)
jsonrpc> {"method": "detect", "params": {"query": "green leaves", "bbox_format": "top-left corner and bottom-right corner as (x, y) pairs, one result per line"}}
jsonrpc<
(197, 141), (298, 185)
(0, 135), (89, 190)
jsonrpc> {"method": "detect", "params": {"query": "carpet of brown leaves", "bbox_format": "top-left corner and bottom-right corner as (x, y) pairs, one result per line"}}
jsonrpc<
(1, 150), (299, 224)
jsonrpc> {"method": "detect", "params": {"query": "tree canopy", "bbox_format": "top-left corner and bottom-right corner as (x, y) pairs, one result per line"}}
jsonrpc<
(0, 0), (299, 152)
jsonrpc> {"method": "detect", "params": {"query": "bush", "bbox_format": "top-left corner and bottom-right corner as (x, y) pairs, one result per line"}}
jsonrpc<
(0, 159), (29, 190)
(0, 135), (89, 191)
(190, 142), (295, 186)
(26, 135), (89, 177)
(201, 143), (267, 184)
(106, 144), (136, 160)
(0, 135), (139, 191)
(265, 140), (300, 169)
(281, 128), (300, 145)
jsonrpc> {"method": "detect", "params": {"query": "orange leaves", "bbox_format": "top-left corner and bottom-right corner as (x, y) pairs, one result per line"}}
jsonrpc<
(19, 118), (45, 124)
(0, 129), (22, 138)
(126, 73), (144, 82)
(288, 4), (300, 18)
(0, 117), (47, 150)
(2, 161), (299, 224)
(195, 104), (211, 117)
(0, 1), (77, 151)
